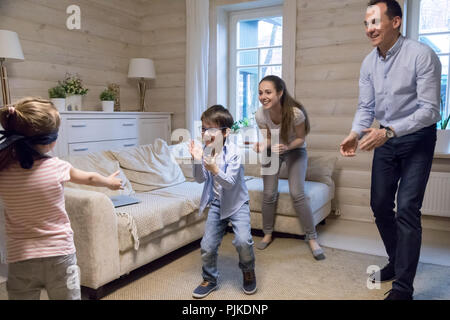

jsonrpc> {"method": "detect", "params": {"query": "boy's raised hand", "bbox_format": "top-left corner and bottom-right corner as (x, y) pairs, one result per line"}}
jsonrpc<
(107, 170), (124, 190)
(189, 140), (203, 162)
(204, 153), (219, 175)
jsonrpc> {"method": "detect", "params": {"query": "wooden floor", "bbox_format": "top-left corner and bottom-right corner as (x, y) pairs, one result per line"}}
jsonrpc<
(317, 217), (450, 267)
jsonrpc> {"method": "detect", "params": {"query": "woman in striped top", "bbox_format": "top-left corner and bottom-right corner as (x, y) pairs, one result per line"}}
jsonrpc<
(0, 97), (123, 300)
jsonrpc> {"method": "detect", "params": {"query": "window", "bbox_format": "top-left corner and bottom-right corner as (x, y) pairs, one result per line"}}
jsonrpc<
(407, 0), (450, 128)
(229, 7), (283, 122)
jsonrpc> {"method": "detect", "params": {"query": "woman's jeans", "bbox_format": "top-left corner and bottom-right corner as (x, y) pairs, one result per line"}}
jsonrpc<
(200, 200), (255, 284)
(371, 124), (436, 295)
(261, 148), (317, 240)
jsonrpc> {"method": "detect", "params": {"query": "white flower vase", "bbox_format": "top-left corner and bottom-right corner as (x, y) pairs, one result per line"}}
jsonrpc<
(65, 94), (83, 111)
(51, 98), (66, 112)
(102, 101), (115, 112)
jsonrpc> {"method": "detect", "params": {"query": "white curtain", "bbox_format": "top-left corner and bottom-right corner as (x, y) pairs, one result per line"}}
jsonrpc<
(185, 0), (209, 139)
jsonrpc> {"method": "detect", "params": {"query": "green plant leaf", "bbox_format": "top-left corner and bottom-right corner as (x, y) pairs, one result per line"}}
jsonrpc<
(100, 88), (116, 101)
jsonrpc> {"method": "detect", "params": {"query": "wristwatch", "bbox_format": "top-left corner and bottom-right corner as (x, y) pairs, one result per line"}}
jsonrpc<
(385, 127), (395, 139)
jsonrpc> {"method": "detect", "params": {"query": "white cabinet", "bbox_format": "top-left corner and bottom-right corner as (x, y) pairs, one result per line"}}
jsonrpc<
(67, 139), (138, 155)
(138, 118), (171, 146)
(54, 112), (172, 157)
(66, 118), (138, 143)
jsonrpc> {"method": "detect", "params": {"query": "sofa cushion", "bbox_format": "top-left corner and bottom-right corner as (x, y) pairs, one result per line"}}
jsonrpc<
(111, 139), (186, 192)
(245, 178), (334, 217)
(279, 154), (337, 186)
(62, 151), (135, 196)
(115, 181), (204, 251)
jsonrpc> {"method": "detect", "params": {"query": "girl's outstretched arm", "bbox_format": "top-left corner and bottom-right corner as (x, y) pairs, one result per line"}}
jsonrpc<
(69, 168), (123, 190)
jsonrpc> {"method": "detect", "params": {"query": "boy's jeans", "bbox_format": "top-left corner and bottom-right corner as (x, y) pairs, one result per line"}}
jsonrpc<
(201, 199), (255, 284)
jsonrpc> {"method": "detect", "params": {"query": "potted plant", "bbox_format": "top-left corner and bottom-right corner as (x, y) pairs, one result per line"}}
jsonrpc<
(436, 96), (450, 154)
(48, 85), (66, 112)
(61, 73), (89, 111)
(99, 88), (116, 112)
(230, 117), (257, 145)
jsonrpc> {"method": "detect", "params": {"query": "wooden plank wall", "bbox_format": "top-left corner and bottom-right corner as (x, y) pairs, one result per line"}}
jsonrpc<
(0, 0), (142, 111)
(139, 0), (187, 131)
(297, 0), (374, 224)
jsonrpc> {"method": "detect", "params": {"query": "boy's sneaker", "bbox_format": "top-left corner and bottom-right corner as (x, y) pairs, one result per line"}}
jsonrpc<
(192, 280), (217, 299)
(242, 270), (257, 295)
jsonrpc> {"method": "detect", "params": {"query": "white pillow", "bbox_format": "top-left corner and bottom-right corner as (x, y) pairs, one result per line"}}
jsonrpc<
(111, 139), (185, 191)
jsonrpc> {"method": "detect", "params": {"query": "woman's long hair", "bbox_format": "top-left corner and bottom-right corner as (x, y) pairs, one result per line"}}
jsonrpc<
(259, 75), (310, 144)
(0, 97), (60, 170)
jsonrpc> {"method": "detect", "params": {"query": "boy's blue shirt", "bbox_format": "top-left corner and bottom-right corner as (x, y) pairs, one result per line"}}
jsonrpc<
(193, 138), (250, 220)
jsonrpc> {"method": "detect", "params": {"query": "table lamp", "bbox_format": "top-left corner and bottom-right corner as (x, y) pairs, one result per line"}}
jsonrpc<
(0, 30), (24, 107)
(128, 58), (156, 111)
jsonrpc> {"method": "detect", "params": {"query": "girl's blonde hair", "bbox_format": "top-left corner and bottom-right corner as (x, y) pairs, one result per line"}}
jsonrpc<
(0, 97), (60, 170)
(259, 75), (310, 144)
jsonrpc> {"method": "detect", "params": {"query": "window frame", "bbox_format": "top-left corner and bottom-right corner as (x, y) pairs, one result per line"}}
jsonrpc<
(405, 0), (450, 127)
(229, 6), (284, 121)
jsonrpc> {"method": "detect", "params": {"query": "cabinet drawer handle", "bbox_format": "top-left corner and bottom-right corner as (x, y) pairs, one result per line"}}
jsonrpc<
(123, 144), (135, 147)
(71, 124), (87, 128)
(73, 148), (89, 152)
(122, 123), (135, 127)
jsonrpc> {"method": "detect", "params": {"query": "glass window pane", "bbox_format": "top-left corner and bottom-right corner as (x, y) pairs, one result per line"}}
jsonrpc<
(238, 20), (259, 49)
(238, 50), (258, 66)
(260, 48), (282, 65)
(238, 16), (282, 49)
(260, 65), (282, 80)
(419, 34), (450, 54)
(258, 17), (282, 47)
(419, 0), (450, 33)
(234, 13), (283, 122)
(237, 68), (259, 120)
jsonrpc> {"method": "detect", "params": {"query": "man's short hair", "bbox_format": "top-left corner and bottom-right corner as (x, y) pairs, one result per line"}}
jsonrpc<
(201, 105), (234, 129)
(368, 0), (403, 20)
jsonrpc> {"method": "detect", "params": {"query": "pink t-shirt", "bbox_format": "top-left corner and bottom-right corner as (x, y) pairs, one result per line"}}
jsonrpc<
(0, 157), (75, 263)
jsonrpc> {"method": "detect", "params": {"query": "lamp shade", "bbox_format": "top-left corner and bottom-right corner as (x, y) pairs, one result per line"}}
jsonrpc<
(128, 58), (155, 79)
(0, 30), (24, 61)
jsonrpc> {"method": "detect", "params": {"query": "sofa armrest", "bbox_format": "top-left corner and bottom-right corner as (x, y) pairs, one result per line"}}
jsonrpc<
(64, 187), (121, 289)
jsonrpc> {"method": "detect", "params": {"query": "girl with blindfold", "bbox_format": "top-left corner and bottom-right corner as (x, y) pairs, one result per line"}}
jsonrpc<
(0, 97), (123, 300)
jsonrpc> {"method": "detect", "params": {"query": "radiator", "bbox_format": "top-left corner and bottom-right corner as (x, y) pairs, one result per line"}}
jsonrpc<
(422, 172), (450, 218)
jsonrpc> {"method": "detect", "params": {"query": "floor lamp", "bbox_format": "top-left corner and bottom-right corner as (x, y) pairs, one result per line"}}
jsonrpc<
(128, 58), (156, 112)
(0, 30), (24, 107)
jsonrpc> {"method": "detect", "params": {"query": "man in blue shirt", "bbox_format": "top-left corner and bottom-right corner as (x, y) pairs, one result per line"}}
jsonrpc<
(189, 105), (256, 299)
(340, 0), (441, 300)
